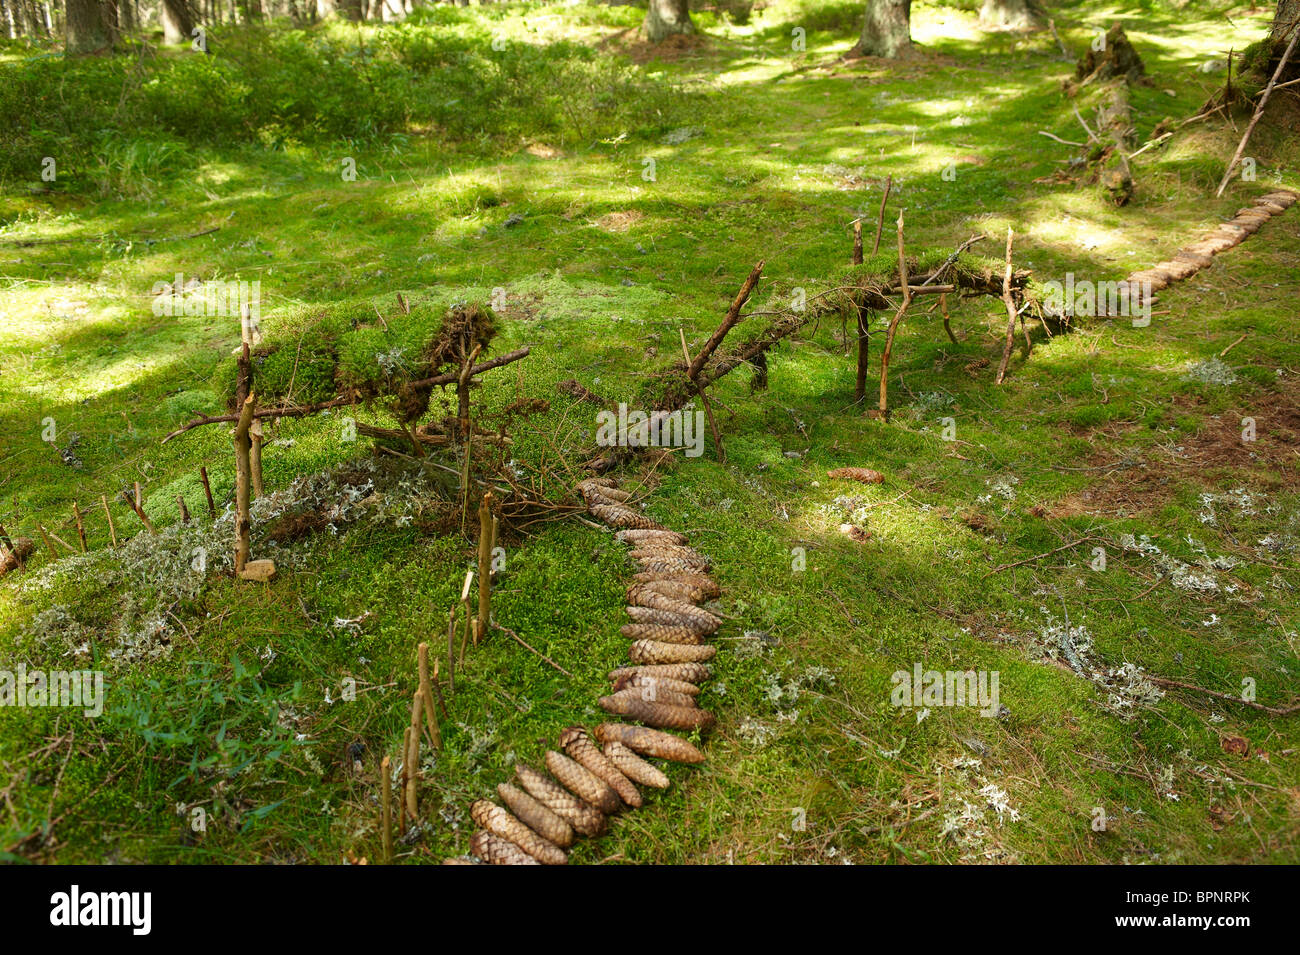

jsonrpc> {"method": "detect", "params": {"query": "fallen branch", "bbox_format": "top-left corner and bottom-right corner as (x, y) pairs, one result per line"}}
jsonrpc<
(1149, 676), (1300, 716)
(877, 210), (913, 416)
(1215, 26), (1300, 196)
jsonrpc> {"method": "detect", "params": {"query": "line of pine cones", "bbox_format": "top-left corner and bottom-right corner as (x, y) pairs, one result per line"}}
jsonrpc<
(446, 477), (719, 864)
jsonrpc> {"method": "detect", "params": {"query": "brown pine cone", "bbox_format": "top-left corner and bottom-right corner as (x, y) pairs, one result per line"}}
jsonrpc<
(594, 723), (706, 764)
(471, 830), (541, 865)
(600, 694), (716, 731)
(496, 782), (575, 848)
(544, 750), (622, 814)
(631, 571), (720, 596)
(470, 800), (567, 865)
(631, 552), (711, 573)
(630, 639), (717, 664)
(559, 727), (642, 808)
(628, 591), (721, 625)
(578, 482), (631, 503)
(612, 673), (701, 697)
(590, 503), (665, 530)
(626, 605), (717, 634)
(620, 623), (706, 645)
(827, 467), (885, 484)
(608, 662), (712, 684)
(636, 556), (715, 576)
(627, 581), (711, 605)
(515, 764), (606, 836)
(615, 529), (688, 546)
(603, 740), (671, 789)
(627, 543), (707, 561)
(606, 685), (698, 710)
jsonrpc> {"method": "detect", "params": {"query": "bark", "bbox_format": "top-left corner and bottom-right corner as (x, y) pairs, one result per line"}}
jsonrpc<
(160, 0), (194, 44)
(64, 0), (114, 53)
(644, 0), (693, 43)
(979, 0), (1044, 32)
(855, 0), (912, 58)
(1274, 0), (1299, 42)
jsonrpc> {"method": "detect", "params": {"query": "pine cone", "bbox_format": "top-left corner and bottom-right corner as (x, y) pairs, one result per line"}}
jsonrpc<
(827, 467), (885, 484)
(631, 550), (711, 572)
(636, 557), (710, 576)
(515, 764), (606, 837)
(594, 723), (706, 764)
(470, 800), (567, 865)
(612, 672), (701, 698)
(626, 605), (717, 634)
(559, 727), (642, 809)
(627, 543), (706, 560)
(608, 662), (712, 684)
(578, 482), (631, 504)
(544, 750), (622, 814)
(590, 503), (665, 530)
(496, 782), (575, 848)
(627, 581), (711, 605)
(630, 639), (717, 664)
(630, 571), (720, 596)
(620, 623), (706, 645)
(471, 830), (540, 865)
(603, 740), (671, 789)
(600, 694), (715, 731)
(606, 685), (698, 710)
(616, 529), (688, 546)
(628, 591), (721, 625)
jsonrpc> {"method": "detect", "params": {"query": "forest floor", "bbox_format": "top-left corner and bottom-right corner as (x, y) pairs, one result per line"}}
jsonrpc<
(1, 0), (1298, 864)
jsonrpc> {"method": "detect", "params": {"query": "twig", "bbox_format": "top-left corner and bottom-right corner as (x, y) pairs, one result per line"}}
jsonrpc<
(99, 495), (117, 546)
(491, 621), (573, 677)
(982, 535), (1103, 578)
(1149, 676), (1300, 716)
(1219, 332), (1248, 357)
(1038, 130), (1086, 147)
(995, 228), (1018, 385)
(871, 176), (893, 255)
(680, 328), (726, 462)
(877, 210), (912, 415)
(688, 261), (764, 379)
(1216, 27), (1299, 196)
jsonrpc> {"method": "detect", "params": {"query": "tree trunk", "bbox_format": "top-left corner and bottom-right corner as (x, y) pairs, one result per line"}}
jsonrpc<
(65, 0), (113, 53)
(979, 0), (1044, 32)
(644, 0), (693, 43)
(855, 0), (912, 58)
(1274, 0), (1298, 42)
(160, 0), (193, 44)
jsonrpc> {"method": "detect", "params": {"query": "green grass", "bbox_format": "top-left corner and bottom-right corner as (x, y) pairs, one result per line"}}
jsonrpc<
(1, 0), (1298, 864)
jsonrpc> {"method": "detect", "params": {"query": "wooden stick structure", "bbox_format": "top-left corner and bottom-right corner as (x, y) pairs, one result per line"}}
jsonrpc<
(131, 483), (157, 535)
(1216, 26), (1299, 197)
(233, 394), (256, 574)
(446, 602), (459, 696)
(177, 495), (191, 524)
(687, 261), (764, 380)
(877, 211), (914, 416)
(417, 642), (442, 751)
(249, 419), (265, 499)
(995, 228), (1019, 385)
(852, 218), (864, 265)
(403, 722), (419, 822)
(679, 328), (726, 463)
(199, 466), (216, 519)
(380, 754), (393, 864)
(100, 495), (117, 546)
(36, 523), (58, 560)
(476, 492), (494, 643)
(72, 502), (87, 552)
(872, 175), (894, 255)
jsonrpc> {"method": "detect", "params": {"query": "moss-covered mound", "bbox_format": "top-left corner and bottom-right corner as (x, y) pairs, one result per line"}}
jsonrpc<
(213, 292), (498, 421)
